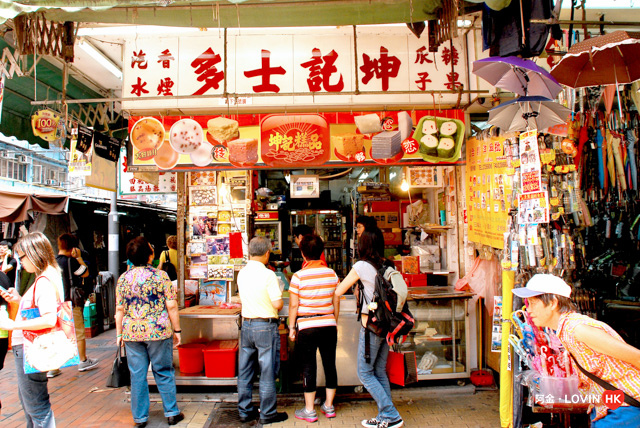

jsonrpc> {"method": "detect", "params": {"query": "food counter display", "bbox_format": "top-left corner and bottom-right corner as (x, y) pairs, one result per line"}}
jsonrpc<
(406, 287), (474, 380)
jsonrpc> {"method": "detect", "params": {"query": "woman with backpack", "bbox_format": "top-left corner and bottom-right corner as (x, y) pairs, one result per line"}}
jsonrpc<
(158, 235), (178, 281)
(334, 230), (404, 428)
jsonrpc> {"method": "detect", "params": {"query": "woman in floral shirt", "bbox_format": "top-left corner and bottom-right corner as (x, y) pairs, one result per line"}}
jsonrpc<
(116, 237), (183, 428)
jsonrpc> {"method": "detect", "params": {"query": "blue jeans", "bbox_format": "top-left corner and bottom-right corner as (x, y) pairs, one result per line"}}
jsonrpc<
(357, 327), (401, 422)
(591, 406), (640, 427)
(13, 345), (56, 428)
(237, 319), (280, 419)
(124, 338), (180, 423)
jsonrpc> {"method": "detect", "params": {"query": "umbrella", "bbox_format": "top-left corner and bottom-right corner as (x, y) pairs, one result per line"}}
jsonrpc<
(473, 56), (562, 98)
(488, 96), (571, 132)
(550, 31), (640, 88)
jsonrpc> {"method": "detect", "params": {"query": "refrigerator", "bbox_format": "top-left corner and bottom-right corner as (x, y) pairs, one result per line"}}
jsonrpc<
(290, 209), (346, 277)
(254, 217), (282, 255)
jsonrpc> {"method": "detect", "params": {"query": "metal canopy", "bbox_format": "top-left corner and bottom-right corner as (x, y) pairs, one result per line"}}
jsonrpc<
(3, 1), (445, 28)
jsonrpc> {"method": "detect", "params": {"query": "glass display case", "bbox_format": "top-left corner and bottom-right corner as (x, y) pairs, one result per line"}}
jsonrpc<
(405, 287), (473, 380)
(290, 209), (346, 277)
(254, 220), (282, 255)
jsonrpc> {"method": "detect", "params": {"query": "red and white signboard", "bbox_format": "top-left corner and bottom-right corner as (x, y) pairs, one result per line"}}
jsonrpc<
(122, 26), (468, 112)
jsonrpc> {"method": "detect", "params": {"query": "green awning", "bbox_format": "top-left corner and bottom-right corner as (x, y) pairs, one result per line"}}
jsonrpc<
(2, 1), (444, 28)
(0, 37), (106, 147)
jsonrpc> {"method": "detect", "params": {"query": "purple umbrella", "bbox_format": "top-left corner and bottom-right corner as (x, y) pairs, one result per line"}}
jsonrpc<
(473, 56), (563, 99)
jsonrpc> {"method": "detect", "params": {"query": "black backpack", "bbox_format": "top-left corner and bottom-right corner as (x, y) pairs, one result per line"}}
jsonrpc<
(161, 250), (177, 281)
(357, 262), (415, 363)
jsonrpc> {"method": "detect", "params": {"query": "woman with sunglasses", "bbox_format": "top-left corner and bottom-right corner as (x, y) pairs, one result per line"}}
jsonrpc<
(0, 232), (64, 427)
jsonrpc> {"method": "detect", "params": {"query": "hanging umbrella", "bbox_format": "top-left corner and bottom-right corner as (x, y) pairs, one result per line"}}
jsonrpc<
(473, 56), (562, 98)
(488, 96), (571, 132)
(550, 31), (640, 88)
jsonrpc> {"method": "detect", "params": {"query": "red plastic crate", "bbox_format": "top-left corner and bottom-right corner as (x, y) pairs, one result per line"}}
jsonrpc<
(178, 343), (206, 374)
(203, 340), (239, 378)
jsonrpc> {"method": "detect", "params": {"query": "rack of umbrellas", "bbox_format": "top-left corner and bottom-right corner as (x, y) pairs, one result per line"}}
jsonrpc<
(469, 30), (640, 412)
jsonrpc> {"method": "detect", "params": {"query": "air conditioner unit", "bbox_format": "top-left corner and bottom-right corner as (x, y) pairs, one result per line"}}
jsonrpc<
(0, 151), (14, 159)
(45, 179), (58, 186)
(16, 155), (28, 163)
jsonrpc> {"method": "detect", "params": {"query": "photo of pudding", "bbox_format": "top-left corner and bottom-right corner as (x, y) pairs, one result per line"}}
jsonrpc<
(190, 141), (214, 167)
(169, 118), (204, 154)
(131, 117), (165, 159)
(154, 139), (180, 170)
(227, 138), (258, 166)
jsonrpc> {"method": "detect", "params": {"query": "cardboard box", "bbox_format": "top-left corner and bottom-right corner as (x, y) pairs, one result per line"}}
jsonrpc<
(401, 256), (420, 274)
(383, 231), (402, 245)
(367, 212), (400, 229)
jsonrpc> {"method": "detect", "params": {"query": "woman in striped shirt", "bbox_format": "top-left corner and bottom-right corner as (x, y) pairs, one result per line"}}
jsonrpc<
(513, 274), (640, 427)
(288, 235), (340, 423)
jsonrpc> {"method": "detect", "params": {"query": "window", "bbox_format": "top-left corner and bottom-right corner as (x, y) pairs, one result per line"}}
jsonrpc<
(0, 158), (27, 181)
(32, 164), (43, 184)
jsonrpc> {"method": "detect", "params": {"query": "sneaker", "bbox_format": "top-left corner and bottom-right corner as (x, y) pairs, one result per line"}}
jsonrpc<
(295, 408), (318, 423)
(320, 402), (336, 418)
(47, 369), (62, 378)
(259, 411), (288, 425)
(362, 417), (379, 428)
(78, 358), (99, 372)
(377, 419), (404, 428)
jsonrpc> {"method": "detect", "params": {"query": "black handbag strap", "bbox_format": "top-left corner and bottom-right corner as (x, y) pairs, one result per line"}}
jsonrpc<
(569, 352), (640, 407)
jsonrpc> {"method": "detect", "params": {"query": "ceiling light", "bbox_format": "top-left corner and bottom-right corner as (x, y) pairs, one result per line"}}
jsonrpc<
(77, 39), (123, 79)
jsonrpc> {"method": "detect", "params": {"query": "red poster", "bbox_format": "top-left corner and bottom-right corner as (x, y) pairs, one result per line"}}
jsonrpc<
(260, 114), (330, 167)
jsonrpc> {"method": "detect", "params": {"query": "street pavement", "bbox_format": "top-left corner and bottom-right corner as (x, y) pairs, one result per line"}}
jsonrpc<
(0, 328), (499, 427)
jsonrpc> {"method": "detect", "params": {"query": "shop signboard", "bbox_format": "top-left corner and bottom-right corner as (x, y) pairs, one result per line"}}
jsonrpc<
(465, 135), (512, 249)
(126, 109), (465, 172)
(122, 27), (469, 111)
(118, 147), (177, 195)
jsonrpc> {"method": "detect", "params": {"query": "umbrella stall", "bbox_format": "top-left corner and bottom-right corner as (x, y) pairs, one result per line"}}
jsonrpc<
(470, 29), (640, 426)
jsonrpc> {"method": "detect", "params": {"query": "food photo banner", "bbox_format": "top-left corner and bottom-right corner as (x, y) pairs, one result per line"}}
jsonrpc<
(126, 110), (465, 172)
(122, 27), (469, 111)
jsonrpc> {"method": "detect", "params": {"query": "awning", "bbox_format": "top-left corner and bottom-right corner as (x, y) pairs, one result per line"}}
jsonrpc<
(0, 191), (69, 222)
(1, 0), (444, 28)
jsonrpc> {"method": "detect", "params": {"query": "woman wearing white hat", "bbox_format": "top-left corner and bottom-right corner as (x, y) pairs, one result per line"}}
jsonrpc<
(513, 274), (640, 427)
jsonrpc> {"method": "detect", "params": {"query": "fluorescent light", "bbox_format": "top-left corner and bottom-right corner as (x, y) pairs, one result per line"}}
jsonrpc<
(77, 39), (123, 79)
(94, 209), (108, 215)
(77, 25), (204, 37)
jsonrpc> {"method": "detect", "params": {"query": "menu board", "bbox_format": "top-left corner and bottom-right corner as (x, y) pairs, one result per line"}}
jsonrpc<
(465, 136), (512, 249)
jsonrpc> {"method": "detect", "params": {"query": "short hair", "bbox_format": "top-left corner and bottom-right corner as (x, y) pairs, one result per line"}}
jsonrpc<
(167, 235), (177, 250)
(356, 215), (376, 229)
(292, 224), (313, 238)
(358, 230), (384, 268)
(300, 235), (324, 261)
(58, 233), (79, 251)
(249, 236), (272, 257)
(0, 240), (11, 249)
(15, 232), (58, 276)
(127, 236), (153, 267)
(530, 294), (577, 314)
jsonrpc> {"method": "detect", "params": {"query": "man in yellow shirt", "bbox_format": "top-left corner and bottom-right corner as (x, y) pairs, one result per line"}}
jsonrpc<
(236, 236), (287, 425)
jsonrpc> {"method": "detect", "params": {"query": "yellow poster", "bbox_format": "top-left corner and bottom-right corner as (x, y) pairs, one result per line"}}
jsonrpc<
(465, 135), (512, 249)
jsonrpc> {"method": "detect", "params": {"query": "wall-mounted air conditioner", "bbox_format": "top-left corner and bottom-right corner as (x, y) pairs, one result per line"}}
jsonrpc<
(45, 179), (58, 186)
(16, 155), (28, 163)
(0, 151), (14, 159)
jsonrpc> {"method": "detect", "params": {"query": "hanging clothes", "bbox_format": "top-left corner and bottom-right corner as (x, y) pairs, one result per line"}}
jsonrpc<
(482, 0), (562, 58)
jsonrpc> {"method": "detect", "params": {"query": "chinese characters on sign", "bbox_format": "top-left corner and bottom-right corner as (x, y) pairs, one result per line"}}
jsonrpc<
(123, 31), (467, 109)
(260, 114), (331, 167)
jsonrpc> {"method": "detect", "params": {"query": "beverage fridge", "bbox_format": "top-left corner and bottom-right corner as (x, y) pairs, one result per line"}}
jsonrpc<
(290, 209), (347, 277)
(254, 211), (282, 255)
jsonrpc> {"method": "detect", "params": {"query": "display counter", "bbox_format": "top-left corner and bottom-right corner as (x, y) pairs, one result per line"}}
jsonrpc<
(406, 287), (474, 380)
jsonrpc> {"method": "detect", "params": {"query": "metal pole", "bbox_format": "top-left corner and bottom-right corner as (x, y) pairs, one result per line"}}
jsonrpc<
(108, 170), (120, 279)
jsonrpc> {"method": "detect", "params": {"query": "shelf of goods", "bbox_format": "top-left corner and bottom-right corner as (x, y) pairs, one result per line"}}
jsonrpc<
(148, 307), (241, 386)
(404, 287), (474, 380)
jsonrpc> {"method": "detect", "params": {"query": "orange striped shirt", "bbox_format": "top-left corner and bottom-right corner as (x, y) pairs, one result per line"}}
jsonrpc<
(289, 260), (339, 331)
(557, 312), (640, 421)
